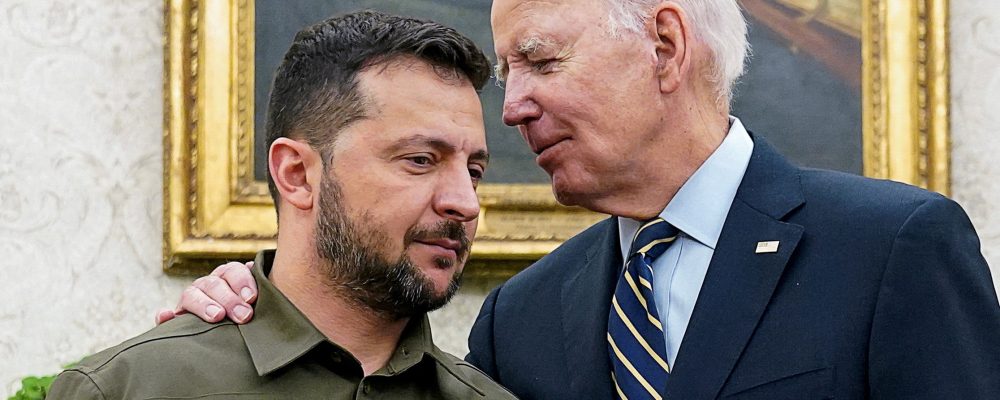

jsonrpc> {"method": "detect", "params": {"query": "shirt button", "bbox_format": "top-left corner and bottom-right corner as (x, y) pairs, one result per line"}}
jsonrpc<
(363, 382), (372, 394)
(401, 346), (409, 356)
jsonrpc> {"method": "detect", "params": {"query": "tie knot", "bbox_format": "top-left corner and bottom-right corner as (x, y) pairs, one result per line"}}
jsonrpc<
(628, 218), (679, 260)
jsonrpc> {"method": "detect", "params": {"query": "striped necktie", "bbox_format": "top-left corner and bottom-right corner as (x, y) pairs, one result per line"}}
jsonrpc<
(608, 217), (679, 400)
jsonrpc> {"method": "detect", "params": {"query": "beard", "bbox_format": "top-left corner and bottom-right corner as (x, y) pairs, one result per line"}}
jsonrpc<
(314, 174), (469, 321)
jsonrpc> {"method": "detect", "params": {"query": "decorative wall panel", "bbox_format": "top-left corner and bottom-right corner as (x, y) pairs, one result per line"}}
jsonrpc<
(0, 0), (191, 393)
(950, 0), (1000, 297)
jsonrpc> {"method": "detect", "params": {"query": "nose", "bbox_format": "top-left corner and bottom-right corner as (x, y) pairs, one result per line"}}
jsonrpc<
(501, 72), (542, 127)
(434, 170), (480, 223)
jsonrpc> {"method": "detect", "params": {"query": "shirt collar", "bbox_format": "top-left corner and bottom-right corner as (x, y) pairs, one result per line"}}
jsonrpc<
(618, 117), (754, 258)
(386, 317), (493, 395)
(239, 250), (328, 376)
(238, 250), (444, 377)
(383, 308), (439, 375)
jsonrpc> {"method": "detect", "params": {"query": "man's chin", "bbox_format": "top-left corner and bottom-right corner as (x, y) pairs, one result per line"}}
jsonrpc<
(344, 260), (461, 320)
(548, 170), (589, 205)
(412, 261), (463, 307)
(550, 173), (614, 212)
(419, 262), (462, 292)
(552, 182), (587, 208)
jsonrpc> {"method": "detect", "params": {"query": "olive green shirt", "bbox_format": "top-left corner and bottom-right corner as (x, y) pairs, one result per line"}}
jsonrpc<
(48, 250), (516, 399)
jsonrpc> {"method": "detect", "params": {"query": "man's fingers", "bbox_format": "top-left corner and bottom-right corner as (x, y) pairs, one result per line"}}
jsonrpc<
(179, 284), (228, 323)
(211, 261), (259, 304)
(158, 260), (257, 327)
(191, 276), (253, 324)
(154, 308), (176, 325)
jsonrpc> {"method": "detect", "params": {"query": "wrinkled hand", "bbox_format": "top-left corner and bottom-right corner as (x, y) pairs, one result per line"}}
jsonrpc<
(155, 261), (259, 325)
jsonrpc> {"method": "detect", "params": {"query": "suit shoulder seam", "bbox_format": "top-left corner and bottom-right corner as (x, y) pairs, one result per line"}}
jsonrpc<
(868, 196), (935, 339)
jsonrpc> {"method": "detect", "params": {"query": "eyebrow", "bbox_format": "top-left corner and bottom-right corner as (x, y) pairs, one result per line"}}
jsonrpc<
(494, 61), (508, 83)
(387, 135), (490, 165)
(518, 36), (554, 54)
(470, 149), (490, 165)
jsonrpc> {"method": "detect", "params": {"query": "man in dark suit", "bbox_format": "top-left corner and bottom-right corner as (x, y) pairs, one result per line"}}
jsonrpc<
(466, 134), (1000, 399)
(164, 0), (1000, 398)
(468, 0), (999, 398)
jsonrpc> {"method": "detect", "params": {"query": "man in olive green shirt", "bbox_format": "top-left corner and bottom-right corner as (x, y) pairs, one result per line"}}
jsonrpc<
(48, 10), (514, 399)
(50, 251), (510, 399)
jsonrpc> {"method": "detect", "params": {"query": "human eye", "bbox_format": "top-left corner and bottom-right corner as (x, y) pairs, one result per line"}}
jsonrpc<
(530, 59), (556, 73)
(469, 165), (485, 186)
(409, 155), (433, 166)
(402, 154), (436, 171)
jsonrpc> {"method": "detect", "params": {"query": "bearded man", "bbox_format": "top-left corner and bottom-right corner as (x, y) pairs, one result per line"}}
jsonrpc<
(47, 10), (514, 399)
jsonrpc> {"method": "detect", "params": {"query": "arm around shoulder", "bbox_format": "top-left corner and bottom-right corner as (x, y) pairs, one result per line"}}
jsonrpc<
(46, 369), (106, 400)
(868, 196), (1000, 398)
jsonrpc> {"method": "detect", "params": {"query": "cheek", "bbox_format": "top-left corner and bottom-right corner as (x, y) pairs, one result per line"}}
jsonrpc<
(382, 191), (437, 233)
(369, 216), (413, 259)
(554, 77), (626, 134)
(335, 183), (382, 217)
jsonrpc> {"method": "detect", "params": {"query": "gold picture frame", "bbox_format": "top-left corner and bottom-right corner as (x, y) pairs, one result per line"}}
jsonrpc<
(163, 0), (950, 275)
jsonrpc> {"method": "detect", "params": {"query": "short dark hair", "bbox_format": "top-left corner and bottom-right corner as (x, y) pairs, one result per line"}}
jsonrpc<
(265, 10), (491, 209)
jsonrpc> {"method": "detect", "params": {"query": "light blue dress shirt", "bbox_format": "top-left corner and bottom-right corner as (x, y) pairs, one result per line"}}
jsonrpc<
(617, 117), (754, 366)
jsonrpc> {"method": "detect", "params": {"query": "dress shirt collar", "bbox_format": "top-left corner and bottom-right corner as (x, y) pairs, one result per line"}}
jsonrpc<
(618, 116), (754, 257)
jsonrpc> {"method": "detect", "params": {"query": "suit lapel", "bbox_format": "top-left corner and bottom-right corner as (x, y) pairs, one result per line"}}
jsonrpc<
(664, 137), (806, 400)
(560, 217), (621, 399)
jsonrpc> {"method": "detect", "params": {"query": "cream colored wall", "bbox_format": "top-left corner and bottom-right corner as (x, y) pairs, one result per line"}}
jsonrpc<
(0, 0), (191, 394)
(1, 0), (998, 395)
(950, 0), (1000, 298)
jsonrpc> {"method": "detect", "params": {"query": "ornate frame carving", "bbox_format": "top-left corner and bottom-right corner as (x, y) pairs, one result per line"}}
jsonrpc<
(163, 0), (950, 275)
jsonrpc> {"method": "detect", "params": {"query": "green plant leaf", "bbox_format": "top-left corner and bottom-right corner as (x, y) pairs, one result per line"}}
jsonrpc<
(7, 361), (76, 400)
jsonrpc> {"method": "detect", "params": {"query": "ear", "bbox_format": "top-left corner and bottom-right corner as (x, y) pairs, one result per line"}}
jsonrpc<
(651, 2), (690, 94)
(269, 138), (322, 212)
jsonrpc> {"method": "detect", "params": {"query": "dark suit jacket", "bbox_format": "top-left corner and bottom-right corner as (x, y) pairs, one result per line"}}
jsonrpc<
(466, 137), (1000, 399)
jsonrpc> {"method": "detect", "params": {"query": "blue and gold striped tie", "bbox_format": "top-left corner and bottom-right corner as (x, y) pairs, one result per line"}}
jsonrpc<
(608, 218), (678, 400)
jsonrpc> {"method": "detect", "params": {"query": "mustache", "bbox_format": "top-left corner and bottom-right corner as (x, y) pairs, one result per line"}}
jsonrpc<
(404, 220), (471, 260)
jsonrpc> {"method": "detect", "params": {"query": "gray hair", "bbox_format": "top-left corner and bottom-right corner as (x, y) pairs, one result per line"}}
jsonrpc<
(606, 0), (749, 104)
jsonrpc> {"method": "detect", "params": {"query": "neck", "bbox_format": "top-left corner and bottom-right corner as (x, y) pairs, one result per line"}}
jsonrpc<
(599, 105), (730, 220)
(270, 231), (408, 376)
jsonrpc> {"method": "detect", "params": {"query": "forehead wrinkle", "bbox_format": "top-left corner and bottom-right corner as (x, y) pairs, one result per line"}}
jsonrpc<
(493, 0), (564, 82)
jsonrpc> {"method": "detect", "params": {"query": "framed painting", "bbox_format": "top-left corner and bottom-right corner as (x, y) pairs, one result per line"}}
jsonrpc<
(164, 0), (950, 275)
